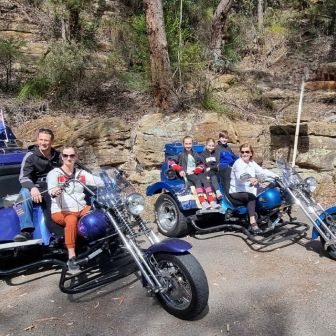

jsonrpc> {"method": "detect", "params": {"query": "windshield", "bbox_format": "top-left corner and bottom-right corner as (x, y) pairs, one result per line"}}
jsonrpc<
(93, 167), (136, 207)
(276, 159), (303, 187)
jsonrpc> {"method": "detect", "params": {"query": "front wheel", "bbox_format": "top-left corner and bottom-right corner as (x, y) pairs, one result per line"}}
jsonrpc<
(320, 212), (336, 260)
(154, 252), (209, 320)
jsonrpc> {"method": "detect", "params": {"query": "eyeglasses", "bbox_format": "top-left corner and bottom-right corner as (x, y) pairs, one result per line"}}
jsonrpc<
(241, 150), (251, 154)
(62, 154), (76, 159)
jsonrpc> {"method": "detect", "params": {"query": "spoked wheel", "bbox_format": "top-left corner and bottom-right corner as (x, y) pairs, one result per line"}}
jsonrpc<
(320, 212), (336, 260)
(154, 252), (209, 320)
(154, 194), (190, 237)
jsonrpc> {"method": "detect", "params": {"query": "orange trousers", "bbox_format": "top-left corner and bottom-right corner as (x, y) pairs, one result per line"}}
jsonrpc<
(51, 205), (91, 249)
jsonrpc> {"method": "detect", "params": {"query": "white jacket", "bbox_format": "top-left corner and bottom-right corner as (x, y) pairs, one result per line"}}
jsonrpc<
(229, 158), (277, 196)
(47, 168), (104, 213)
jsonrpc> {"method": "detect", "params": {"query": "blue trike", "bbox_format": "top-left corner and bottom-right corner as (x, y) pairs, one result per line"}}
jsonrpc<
(147, 143), (336, 258)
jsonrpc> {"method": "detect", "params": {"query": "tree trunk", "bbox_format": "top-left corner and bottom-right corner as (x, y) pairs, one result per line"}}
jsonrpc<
(143, 0), (179, 112)
(258, 0), (264, 31)
(209, 0), (233, 62)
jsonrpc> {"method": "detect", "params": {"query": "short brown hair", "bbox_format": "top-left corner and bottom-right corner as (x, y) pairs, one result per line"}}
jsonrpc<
(37, 127), (54, 140)
(219, 130), (229, 138)
(183, 135), (193, 144)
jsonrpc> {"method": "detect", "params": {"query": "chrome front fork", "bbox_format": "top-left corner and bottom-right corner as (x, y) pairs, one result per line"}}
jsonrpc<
(104, 211), (163, 292)
(286, 188), (336, 248)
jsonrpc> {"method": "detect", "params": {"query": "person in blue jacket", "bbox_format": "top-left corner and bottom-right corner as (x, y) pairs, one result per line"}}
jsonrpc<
(215, 130), (238, 194)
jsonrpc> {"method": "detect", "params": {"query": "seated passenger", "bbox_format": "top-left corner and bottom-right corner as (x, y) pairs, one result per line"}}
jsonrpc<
(168, 135), (219, 210)
(14, 128), (61, 242)
(229, 143), (277, 234)
(200, 138), (223, 201)
(215, 130), (238, 195)
(47, 145), (104, 273)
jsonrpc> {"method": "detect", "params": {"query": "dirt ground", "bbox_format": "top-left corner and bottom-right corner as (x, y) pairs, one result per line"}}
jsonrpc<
(1, 210), (336, 336)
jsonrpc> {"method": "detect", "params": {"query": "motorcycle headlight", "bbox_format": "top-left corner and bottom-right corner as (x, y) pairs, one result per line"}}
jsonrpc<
(304, 176), (317, 193)
(126, 193), (145, 215)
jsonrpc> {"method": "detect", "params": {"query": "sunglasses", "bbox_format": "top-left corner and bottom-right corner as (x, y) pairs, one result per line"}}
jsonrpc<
(241, 150), (251, 154)
(62, 154), (76, 159)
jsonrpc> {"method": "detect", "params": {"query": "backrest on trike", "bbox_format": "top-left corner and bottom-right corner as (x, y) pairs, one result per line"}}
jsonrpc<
(0, 148), (27, 197)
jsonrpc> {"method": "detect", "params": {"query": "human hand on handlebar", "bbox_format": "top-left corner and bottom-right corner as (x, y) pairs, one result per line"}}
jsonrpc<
(179, 170), (186, 178)
(31, 187), (42, 203)
(249, 177), (259, 186)
(50, 186), (63, 197)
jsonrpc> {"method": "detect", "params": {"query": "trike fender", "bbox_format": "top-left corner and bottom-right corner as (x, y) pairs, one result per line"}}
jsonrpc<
(145, 238), (192, 255)
(0, 205), (52, 244)
(146, 181), (185, 197)
(312, 206), (336, 240)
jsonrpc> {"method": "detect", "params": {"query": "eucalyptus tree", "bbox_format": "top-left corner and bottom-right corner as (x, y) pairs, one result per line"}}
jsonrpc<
(209, 0), (233, 62)
(143, 0), (179, 111)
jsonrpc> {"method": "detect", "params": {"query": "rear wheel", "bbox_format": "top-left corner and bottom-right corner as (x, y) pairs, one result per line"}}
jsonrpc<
(155, 252), (209, 320)
(320, 212), (336, 260)
(154, 194), (190, 237)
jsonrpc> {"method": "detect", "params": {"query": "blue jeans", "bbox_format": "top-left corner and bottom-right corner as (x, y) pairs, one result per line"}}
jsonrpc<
(19, 187), (34, 230)
(18, 185), (52, 232)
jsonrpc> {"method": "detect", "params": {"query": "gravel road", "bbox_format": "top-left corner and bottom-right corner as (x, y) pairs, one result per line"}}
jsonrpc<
(1, 214), (336, 336)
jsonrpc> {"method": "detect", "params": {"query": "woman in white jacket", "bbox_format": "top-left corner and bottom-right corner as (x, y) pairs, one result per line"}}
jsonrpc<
(229, 143), (277, 234)
(47, 145), (103, 273)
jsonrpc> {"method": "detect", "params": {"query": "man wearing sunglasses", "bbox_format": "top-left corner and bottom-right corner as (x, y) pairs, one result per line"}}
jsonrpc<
(14, 128), (61, 242)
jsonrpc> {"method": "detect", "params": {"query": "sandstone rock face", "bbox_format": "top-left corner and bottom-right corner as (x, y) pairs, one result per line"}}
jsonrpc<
(11, 111), (336, 206)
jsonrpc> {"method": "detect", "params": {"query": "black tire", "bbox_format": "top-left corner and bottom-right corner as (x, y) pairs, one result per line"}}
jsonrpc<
(154, 193), (190, 237)
(320, 212), (336, 260)
(154, 252), (209, 320)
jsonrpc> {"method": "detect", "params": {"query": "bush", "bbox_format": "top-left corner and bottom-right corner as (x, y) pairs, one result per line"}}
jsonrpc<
(18, 41), (95, 101)
(18, 78), (50, 100)
(39, 41), (89, 100)
(0, 38), (25, 91)
(118, 71), (150, 92)
(200, 81), (232, 115)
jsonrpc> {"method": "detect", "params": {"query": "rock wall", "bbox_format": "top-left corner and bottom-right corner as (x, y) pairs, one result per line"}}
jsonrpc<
(0, 0), (124, 72)
(12, 111), (336, 207)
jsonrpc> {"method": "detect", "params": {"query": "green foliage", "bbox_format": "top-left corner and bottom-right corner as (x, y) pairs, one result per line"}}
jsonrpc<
(163, 0), (208, 82)
(19, 41), (92, 101)
(118, 71), (150, 92)
(41, 42), (87, 90)
(201, 81), (231, 115)
(80, 18), (99, 50)
(0, 38), (24, 65)
(18, 78), (50, 100)
(305, 0), (336, 35)
(223, 14), (248, 67)
(0, 37), (25, 91)
(130, 14), (150, 71)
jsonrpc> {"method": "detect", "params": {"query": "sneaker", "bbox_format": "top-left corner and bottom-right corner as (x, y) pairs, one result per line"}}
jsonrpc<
(216, 190), (223, 200)
(14, 231), (32, 242)
(249, 225), (263, 235)
(210, 201), (221, 209)
(67, 257), (81, 274)
(201, 201), (211, 210)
